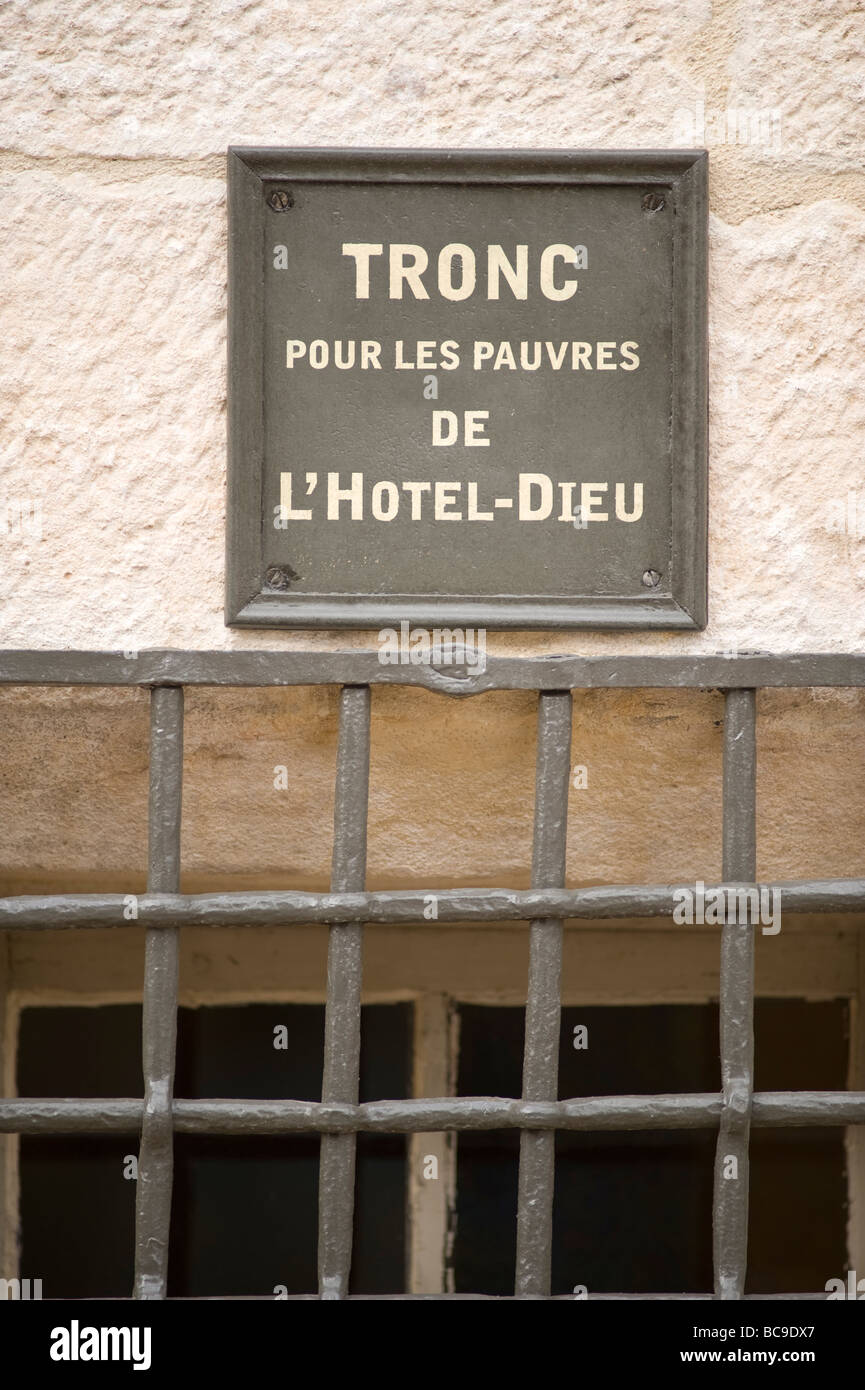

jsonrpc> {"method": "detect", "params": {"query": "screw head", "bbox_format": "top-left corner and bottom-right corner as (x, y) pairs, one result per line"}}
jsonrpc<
(265, 564), (298, 590)
(641, 190), (666, 213)
(641, 569), (662, 588)
(267, 188), (294, 212)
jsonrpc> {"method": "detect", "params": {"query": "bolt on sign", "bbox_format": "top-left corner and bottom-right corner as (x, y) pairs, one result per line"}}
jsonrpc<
(226, 148), (707, 629)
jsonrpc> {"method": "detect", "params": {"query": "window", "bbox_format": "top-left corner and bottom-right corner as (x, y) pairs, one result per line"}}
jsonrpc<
(18, 1004), (410, 1297)
(1, 650), (864, 1299)
(454, 1002), (847, 1295)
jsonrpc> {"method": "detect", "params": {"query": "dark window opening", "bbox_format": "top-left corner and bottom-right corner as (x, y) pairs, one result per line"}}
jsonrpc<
(16, 996), (850, 1297)
(454, 1000), (848, 1296)
(17, 1002), (411, 1298)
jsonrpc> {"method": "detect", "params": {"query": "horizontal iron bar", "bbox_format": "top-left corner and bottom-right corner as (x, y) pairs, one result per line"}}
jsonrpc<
(160, 1292), (829, 1300)
(1, 881), (863, 929)
(1, 1092), (863, 1135)
(1, 649), (865, 692)
(32, 1291), (830, 1300)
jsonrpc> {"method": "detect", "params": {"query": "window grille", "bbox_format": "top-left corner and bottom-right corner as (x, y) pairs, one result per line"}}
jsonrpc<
(1, 648), (864, 1300)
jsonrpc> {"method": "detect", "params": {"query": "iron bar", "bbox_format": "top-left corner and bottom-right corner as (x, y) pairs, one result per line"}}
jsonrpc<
(2, 1091), (865, 1135)
(713, 688), (757, 1300)
(133, 686), (183, 1300)
(0, 879), (863, 928)
(515, 691), (573, 1295)
(1, 648), (865, 692)
(317, 685), (371, 1300)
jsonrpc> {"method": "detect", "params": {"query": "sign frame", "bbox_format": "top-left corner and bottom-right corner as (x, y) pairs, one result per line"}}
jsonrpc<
(226, 147), (707, 630)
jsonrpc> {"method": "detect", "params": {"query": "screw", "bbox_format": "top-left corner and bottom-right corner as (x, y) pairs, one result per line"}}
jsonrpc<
(642, 569), (661, 588)
(265, 564), (298, 590)
(641, 191), (666, 213)
(267, 189), (294, 212)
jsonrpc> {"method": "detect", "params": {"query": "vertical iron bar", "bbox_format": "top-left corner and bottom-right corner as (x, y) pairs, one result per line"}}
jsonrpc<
(515, 690), (573, 1296)
(713, 687), (757, 1299)
(318, 685), (371, 1299)
(133, 685), (183, 1299)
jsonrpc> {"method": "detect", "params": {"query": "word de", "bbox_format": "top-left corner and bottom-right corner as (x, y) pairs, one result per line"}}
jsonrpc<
(432, 410), (489, 446)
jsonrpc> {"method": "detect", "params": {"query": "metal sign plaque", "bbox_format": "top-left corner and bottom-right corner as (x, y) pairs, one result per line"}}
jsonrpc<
(227, 148), (707, 629)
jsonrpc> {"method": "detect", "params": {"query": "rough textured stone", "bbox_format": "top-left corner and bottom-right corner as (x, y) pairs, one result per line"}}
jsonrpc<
(723, 2), (865, 169)
(0, 0), (710, 158)
(0, 169), (227, 650)
(707, 199), (865, 650)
